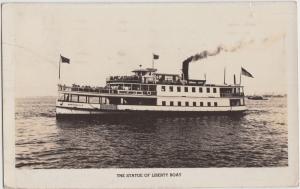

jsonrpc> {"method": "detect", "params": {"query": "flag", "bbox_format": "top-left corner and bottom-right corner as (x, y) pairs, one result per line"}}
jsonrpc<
(60, 55), (70, 64)
(153, 54), (159, 60)
(241, 67), (254, 78)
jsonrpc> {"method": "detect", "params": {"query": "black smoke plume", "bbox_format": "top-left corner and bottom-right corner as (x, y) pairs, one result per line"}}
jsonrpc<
(182, 33), (285, 80)
(182, 46), (224, 80)
(182, 40), (254, 80)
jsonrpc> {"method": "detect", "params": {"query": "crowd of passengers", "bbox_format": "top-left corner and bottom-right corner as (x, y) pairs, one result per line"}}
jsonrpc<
(59, 83), (154, 92)
(57, 84), (106, 92)
(109, 75), (182, 84)
(71, 84), (106, 92)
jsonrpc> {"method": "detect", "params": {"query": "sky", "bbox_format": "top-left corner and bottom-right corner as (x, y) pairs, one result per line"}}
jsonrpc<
(3, 2), (297, 97)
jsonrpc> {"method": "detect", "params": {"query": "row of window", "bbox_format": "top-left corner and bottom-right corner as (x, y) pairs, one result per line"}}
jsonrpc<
(161, 101), (218, 107)
(58, 94), (108, 104)
(161, 86), (217, 93)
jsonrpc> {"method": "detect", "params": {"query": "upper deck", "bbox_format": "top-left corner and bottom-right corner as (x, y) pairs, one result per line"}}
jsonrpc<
(58, 67), (245, 99)
(58, 82), (244, 99)
(106, 67), (206, 86)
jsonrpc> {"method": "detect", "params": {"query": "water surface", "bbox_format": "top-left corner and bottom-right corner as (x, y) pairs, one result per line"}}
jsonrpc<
(15, 97), (288, 168)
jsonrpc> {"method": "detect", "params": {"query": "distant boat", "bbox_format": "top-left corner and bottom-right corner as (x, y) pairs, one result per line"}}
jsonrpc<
(247, 96), (268, 100)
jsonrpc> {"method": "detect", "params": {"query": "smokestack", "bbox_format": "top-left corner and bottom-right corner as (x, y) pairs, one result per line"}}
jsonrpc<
(234, 74), (236, 85)
(182, 56), (193, 80)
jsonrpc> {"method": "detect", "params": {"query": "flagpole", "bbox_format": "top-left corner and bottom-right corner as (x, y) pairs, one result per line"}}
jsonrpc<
(152, 56), (154, 69)
(239, 67), (242, 85)
(223, 67), (226, 84)
(58, 54), (61, 82)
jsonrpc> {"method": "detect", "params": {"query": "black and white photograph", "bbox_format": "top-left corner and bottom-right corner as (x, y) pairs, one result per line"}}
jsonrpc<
(2, 2), (298, 188)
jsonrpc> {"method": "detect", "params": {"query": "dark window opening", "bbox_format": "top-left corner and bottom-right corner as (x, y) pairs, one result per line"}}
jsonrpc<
(206, 88), (210, 93)
(193, 102), (196, 106)
(213, 88), (217, 93)
(199, 87), (203, 93)
(200, 102), (203, 106)
(178, 101), (181, 106)
(162, 101), (166, 106)
(170, 101), (174, 106)
(149, 85), (156, 91)
(192, 87), (195, 92)
(230, 99), (241, 106)
(169, 86), (173, 92)
(123, 98), (156, 105)
(184, 87), (188, 92)
(207, 102), (211, 107)
(109, 97), (121, 105)
(161, 86), (166, 92)
(214, 102), (218, 107)
(185, 101), (189, 106)
(177, 87), (181, 92)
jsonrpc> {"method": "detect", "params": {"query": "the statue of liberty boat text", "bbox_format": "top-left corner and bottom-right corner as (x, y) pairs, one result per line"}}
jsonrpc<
(56, 54), (254, 117)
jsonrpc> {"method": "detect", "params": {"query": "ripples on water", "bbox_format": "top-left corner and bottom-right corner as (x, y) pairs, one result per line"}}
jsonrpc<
(15, 97), (288, 168)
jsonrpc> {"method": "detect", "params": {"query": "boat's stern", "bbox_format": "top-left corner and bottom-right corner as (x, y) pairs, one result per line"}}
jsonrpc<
(56, 100), (101, 115)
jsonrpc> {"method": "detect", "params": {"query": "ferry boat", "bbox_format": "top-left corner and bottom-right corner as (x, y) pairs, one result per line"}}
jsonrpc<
(56, 57), (249, 116)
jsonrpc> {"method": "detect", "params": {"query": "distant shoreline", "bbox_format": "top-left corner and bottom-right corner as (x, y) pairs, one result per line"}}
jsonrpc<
(15, 96), (57, 99)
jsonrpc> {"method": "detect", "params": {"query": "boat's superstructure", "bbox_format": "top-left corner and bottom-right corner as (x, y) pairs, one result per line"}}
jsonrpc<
(56, 63), (247, 115)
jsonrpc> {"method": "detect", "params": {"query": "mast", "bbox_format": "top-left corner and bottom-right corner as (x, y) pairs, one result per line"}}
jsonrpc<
(152, 57), (154, 69)
(58, 54), (61, 84)
(223, 67), (226, 84)
(239, 67), (242, 85)
(58, 55), (61, 81)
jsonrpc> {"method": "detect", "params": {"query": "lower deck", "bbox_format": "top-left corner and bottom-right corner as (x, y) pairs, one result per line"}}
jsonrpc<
(58, 92), (245, 106)
(56, 100), (247, 115)
(57, 91), (246, 115)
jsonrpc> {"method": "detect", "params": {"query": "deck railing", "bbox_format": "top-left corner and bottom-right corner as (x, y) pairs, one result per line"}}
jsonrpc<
(58, 85), (157, 96)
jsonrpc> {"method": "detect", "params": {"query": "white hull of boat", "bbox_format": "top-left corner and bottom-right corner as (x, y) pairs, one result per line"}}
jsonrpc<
(56, 101), (247, 115)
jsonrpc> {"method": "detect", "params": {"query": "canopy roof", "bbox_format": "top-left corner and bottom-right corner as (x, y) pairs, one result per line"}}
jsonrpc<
(132, 68), (157, 72)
